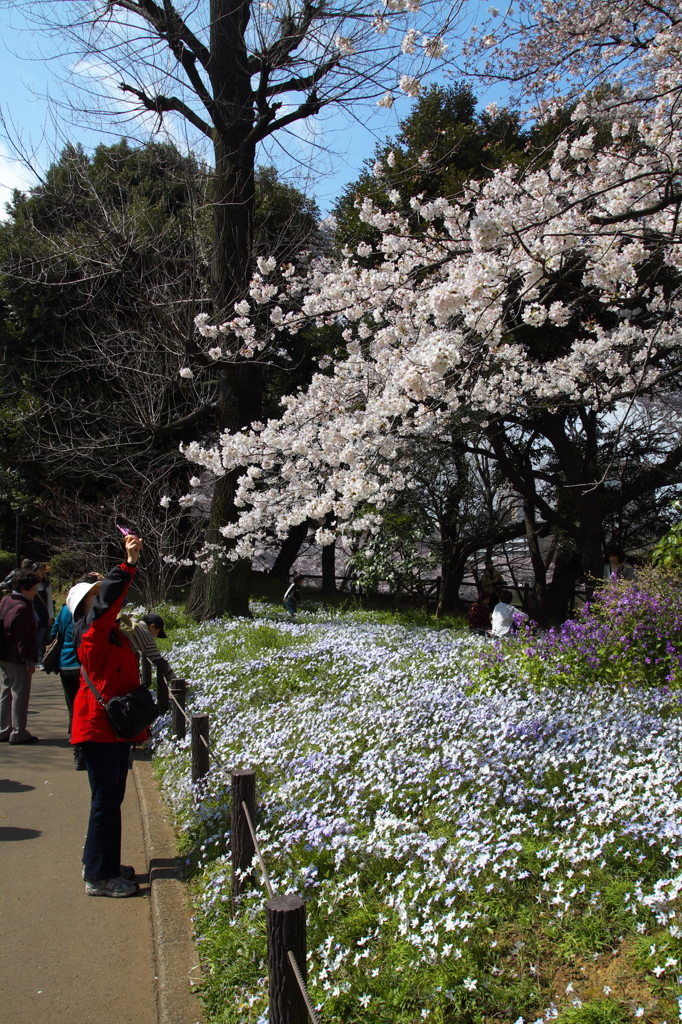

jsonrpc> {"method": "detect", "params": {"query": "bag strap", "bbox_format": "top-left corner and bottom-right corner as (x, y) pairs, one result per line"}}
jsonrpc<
(80, 662), (149, 705)
(80, 664), (107, 707)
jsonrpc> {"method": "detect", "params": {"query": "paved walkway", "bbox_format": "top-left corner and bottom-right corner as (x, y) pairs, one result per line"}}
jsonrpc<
(0, 670), (158, 1024)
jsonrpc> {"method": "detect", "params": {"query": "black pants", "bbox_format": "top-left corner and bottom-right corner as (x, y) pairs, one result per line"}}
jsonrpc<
(81, 741), (131, 881)
(60, 670), (80, 734)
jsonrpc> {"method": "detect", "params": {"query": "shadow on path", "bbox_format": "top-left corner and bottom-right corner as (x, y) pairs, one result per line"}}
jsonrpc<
(0, 825), (42, 841)
(0, 778), (35, 792)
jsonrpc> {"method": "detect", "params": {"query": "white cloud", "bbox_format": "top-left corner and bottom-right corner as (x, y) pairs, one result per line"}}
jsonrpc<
(0, 143), (35, 219)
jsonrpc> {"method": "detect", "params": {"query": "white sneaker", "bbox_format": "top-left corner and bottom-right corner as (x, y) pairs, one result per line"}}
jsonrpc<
(85, 876), (139, 898)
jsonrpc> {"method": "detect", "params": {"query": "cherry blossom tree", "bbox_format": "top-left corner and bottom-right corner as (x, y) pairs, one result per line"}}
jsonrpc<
(168, 1), (682, 593)
(469, 0), (682, 108)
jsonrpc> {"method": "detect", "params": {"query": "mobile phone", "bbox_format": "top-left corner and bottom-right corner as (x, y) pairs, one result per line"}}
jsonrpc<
(117, 525), (141, 540)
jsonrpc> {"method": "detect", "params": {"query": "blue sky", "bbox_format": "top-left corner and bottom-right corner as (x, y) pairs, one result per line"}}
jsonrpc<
(0, 2), (501, 218)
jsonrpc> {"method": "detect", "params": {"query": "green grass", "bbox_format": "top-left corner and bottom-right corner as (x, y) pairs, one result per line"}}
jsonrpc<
(152, 599), (682, 1024)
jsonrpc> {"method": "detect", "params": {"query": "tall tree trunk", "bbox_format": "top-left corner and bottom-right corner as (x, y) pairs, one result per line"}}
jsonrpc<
(186, 363), (261, 619)
(547, 550), (583, 622)
(523, 498), (549, 627)
(487, 414), (605, 613)
(541, 411), (605, 590)
(436, 549), (468, 617)
(187, 0), (260, 619)
(320, 512), (337, 595)
(269, 522), (309, 582)
(321, 541), (337, 595)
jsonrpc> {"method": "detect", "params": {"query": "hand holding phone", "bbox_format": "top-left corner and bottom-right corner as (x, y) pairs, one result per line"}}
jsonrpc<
(123, 531), (143, 565)
(117, 524), (140, 540)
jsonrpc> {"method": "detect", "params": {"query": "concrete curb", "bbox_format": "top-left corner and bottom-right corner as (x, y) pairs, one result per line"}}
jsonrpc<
(132, 752), (205, 1024)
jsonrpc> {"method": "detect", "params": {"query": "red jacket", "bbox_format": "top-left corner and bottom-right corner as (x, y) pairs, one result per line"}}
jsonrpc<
(71, 562), (148, 744)
(468, 599), (491, 631)
(0, 592), (39, 664)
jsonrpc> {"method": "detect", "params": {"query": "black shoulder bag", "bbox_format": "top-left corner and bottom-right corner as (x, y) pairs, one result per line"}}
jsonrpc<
(80, 664), (159, 740)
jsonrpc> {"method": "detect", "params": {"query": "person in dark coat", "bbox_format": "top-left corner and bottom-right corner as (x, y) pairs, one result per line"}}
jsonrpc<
(468, 591), (492, 635)
(479, 559), (504, 608)
(0, 570), (41, 744)
(69, 534), (147, 898)
(283, 575), (304, 621)
(32, 562), (54, 667)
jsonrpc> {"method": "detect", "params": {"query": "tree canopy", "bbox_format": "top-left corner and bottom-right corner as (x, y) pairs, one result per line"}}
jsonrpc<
(177, 4), (682, 599)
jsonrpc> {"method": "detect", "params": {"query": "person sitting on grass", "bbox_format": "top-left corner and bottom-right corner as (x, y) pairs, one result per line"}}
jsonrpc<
(468, 591), (493, 635)
(490, 589), (528, 639)
(283, 575), (304, 621)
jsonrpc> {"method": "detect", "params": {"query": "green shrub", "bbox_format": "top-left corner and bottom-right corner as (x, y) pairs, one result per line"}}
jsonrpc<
(0, 550), (15, 580)
(652, 502), (682, 568)
(556, 1001), (631, 1024)
(49, 550), (95, 589)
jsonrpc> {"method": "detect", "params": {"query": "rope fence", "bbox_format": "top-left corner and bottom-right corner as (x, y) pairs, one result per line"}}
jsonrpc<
(144, 659), (322, 1024)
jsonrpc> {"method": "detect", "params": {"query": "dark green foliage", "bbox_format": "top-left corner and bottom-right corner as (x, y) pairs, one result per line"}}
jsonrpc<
(333, 84), (528, 254)
(48, 550), (97, 590)
(0, 549), (15, 579)
(0, 141), (323, 577)
(254, 165), (320, 264)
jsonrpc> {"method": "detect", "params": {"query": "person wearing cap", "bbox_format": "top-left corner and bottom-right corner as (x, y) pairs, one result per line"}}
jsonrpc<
(0, 570), (41, 743)
(118, 612), (176, 684)
(69, 534), (146, 898)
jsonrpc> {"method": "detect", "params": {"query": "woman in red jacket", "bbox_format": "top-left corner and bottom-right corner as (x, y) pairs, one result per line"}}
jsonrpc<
(69, 534), (147, 897)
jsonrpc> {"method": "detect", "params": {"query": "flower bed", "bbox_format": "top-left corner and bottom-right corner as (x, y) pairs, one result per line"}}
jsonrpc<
(153, 593), (682, 1024)
(484, 568), (682, 693)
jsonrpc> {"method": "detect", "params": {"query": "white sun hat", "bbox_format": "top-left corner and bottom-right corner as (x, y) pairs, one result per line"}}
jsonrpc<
(66, 580), (100, 619)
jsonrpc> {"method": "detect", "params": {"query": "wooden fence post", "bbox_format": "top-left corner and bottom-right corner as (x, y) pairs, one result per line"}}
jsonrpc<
(231, 769), (256, 901)
(191, 713), (210, 784)
(156, 665), (169, 714)
(267, 895), (307, 1024)
(169, 678), (187, 739)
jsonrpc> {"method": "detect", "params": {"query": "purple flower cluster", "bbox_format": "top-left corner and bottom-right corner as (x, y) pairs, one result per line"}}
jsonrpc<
(508, 568), (682, 689)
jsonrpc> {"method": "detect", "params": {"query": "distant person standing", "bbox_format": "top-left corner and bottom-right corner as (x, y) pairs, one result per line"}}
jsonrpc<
(283, 575), (304, 621)
(33, 563), (54, 668)
(480, 559), (504, 607)
(0, 570), (41, 744)
(603, 546), (635, 581)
